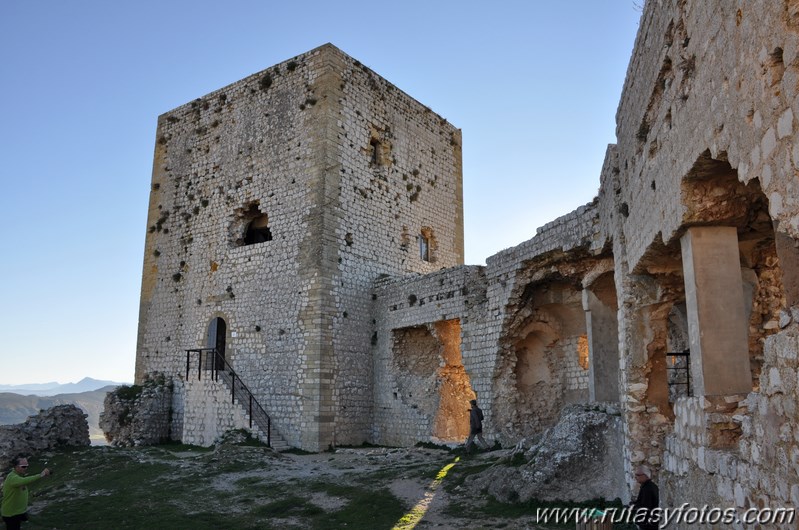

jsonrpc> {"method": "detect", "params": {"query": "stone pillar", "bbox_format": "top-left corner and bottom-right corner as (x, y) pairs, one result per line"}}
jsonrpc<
(680, 226), (751, 396)
(583, 289), (620, 402)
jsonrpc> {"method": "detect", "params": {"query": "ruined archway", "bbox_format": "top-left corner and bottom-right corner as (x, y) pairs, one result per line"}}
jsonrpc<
(680, 152), (786, 394)
(505, 279), (590, 436)
(622, 152), (788, 474)
(625, 153), (786, 413)
(513, 321), (562, 429)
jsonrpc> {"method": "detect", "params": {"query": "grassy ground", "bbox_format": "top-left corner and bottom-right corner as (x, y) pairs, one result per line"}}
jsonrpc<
(24, 446), (410, 529)
(12, 441), (627, 529)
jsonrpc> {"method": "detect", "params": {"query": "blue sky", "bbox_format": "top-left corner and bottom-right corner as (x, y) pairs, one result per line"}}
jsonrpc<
(0, 1), (641, 385)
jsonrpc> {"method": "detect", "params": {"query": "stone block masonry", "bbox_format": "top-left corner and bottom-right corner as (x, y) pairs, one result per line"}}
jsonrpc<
(100, 373), (174, 446)
(604, 0), (799, 524)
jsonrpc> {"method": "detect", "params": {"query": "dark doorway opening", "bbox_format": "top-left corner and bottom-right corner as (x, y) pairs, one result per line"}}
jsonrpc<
(207, 317), (227, 370)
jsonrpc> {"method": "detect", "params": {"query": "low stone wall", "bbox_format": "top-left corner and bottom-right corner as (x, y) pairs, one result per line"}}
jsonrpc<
(100, 373), (173, 447)
(661, 327), (799, 529)
(180, 376), (253, 446)
(0, 404), (89, 471)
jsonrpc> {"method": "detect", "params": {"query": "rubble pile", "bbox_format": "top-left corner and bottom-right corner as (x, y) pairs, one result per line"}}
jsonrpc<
(0, 404), (89, 470)
(468, 404), (626, 503)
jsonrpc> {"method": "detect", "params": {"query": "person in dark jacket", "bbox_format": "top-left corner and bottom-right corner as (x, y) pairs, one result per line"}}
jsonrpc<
(464, 399), (488, 452)
(631, 465), (659, 530)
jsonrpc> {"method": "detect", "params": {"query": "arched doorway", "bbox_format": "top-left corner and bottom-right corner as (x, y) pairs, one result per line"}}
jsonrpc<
(206, 317), (227, 370)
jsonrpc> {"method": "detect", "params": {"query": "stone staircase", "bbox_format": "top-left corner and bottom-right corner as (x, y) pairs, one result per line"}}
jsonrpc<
(247, 415), (291, 451)
(186, 348), (292, 451)
(215, 367), (292, 452)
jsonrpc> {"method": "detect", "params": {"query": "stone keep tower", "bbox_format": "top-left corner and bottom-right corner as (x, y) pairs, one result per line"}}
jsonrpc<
(135, 44), (464, 451)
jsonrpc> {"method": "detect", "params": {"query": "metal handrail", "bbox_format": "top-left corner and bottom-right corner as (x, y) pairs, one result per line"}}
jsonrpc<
(666, 350), (691, 398)
(185, 348), (272, 447)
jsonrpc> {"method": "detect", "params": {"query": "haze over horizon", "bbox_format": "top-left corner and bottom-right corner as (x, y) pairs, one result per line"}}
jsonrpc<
(1, 1), (642, 385)
(0, 377), (130, 389)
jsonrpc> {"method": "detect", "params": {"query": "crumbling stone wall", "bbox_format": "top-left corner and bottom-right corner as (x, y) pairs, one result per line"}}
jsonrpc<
(371, 204), (613, 448)
(100, 373), (173, 447)
(385, 321), (474, 443)
(392, 325), (444, 428)
(466, 404), (626, 504)
(0, 405), (89, 471)
(507, 296), (588, 433)
(372, 266), (485, 446)
(601, 0), (799, 519)
(475, 202), (608, 446)
(432, 319), (474, 441)
(437, 0), (799, 513)
(486, 226), (612, 442)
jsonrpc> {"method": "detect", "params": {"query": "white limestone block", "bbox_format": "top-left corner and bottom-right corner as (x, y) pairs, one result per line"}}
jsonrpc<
(778, 108), (794, 138)
(762, 127), (777, 158)
(735, 483), (746, 507)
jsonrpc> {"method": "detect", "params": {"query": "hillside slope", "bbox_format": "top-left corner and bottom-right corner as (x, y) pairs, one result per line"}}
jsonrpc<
(0, 386), (117, 437)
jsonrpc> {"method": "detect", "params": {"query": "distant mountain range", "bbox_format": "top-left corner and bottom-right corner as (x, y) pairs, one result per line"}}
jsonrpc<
(0, 377), (127, 397)
(0, 378), (128, 438)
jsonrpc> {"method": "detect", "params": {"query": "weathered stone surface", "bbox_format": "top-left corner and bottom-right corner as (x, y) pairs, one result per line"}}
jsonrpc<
(100, 373), (173, 447)
(0, 405), (89, 470)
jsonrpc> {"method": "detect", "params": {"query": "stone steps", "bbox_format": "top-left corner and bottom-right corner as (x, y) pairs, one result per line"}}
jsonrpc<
(247, 418), (291, 451)
(229, 395), (292, 452)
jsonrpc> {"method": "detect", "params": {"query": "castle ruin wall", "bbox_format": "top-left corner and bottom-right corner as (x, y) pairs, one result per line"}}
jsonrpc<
(478, 200), (609, 445)
(321, 47), (464, 448)
(128, 2), (799, 517)
(606, 0), (799, 519)
(372, 266), (485, 446)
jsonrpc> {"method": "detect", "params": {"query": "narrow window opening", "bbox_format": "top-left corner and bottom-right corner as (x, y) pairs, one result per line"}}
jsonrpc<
(419, 234), (430, 261)
(370, 139), (381, 165)
(419, 226), (435, 262)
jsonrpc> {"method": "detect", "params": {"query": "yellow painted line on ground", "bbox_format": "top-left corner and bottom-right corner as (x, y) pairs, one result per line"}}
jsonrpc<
(392, 456), (460, 530)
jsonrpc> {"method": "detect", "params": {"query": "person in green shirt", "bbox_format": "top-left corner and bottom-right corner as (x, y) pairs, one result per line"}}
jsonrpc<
(1, 456), (51, 530)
